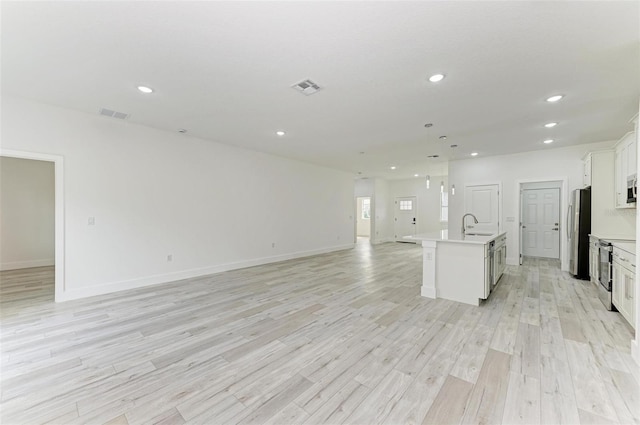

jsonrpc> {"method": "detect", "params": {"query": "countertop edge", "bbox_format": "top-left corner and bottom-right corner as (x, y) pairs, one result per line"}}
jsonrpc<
(405, 231), (507, 245)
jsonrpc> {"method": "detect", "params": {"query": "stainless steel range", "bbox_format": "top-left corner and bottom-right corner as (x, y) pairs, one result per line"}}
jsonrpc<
(597, 240), (615, 311)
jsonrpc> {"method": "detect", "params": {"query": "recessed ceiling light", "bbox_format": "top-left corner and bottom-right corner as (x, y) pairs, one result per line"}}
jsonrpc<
(137, 86), (154, 94)
(178, 128), (187, 134)
(544, 122), (558, 128)
(439, 136), (447, 140)
(276, 131), (285, 136)
(543, 139), (554, 144)
(429, 74), (445, 83)
(471, 152), (478, 156)
(414, 174), (419, 177)
(390, 166), (397, 170)
(546, 95), (563, 103)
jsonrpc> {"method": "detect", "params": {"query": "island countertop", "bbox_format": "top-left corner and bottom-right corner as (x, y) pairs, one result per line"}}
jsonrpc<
(404, 229), (507, 245)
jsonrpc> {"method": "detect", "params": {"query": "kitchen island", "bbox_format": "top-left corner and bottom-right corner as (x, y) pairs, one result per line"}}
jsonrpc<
(404, 230), (507, 306)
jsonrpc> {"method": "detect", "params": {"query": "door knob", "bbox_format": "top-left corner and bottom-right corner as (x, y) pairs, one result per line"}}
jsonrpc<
(552, 227), (559, 231)
(522, 225), (526, 228)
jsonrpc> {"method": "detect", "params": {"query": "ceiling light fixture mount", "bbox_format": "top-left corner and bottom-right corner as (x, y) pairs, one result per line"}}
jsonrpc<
(439, 136), (447, 140)
(428, 74), (445, 83)
(471, 152), (478, 156)
(424, 123), (433, 128)
(276, 130), (285, 136)
(544, 122), (558, 128)
(543, 139), (554, 144)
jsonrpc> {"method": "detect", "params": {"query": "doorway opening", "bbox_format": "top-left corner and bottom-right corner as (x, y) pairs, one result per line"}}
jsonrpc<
(356, 196), (371, 244)
(519, 180), (564, 265)
(0, 149), (64, 301)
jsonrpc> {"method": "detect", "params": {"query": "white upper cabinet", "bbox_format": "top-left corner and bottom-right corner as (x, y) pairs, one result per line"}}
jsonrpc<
(614, 124), (637, 209)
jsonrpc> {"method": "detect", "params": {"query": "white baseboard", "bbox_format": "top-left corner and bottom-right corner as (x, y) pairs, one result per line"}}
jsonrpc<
(58, 244), (355, 302)
(0, 259), (54, 271)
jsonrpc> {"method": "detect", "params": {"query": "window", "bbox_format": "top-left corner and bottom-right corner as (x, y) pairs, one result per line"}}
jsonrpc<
(440, 192), (448, 222)
(399, 200), (413, 211)
(362, 198), (370, 219)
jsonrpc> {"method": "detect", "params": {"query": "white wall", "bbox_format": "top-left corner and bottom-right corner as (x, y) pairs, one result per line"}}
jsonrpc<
(1, 96), (355, 300)
(356, 197), (370, 237)
(388, 175), (448, 235)
(449, 140), (613, 269)
(0, 157), (55, 270)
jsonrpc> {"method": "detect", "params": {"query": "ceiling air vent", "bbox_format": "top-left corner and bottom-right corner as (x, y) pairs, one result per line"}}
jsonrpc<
(99, 108), (129, 120)
(292, 79), (321, 96)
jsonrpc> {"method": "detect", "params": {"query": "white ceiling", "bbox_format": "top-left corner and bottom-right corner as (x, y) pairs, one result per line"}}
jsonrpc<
(2, 1), (639, 180)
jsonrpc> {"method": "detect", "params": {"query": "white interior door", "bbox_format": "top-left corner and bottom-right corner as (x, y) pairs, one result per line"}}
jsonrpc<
(464, 184), (499, 234)
(394, 196), (417, 241)
(522, 188), (560, 258)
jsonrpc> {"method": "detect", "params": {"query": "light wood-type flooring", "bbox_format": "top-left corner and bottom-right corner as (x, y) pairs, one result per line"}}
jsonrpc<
(1, 242), (639, 425)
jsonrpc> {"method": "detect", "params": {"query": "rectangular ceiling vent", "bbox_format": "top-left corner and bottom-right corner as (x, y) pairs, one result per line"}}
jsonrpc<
(292, 79), (321, 96)
(99, 108), (129, 120)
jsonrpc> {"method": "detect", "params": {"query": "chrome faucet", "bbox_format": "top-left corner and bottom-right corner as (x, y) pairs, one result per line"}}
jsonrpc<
(462, 213), (479, 235)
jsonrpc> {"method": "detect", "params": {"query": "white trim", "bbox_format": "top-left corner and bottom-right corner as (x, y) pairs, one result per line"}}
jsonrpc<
(0, 149), (65, 302)
(58, 243), (355, 301)
(515, 177), (569, 271)
(632, 340), (639, 366)
(1, 259), (54, 271)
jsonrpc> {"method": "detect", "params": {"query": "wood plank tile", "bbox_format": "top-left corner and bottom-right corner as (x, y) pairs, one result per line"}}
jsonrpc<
(501, 372), (540, 425)
(1, 249), (638, 425)
(421, 375), (473, 425)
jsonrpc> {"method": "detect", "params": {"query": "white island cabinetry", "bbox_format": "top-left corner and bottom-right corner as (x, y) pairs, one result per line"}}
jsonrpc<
(405, 230), (507, 306)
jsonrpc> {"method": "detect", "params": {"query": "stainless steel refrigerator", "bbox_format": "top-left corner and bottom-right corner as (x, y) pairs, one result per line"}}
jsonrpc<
(568, 187), (591, 280)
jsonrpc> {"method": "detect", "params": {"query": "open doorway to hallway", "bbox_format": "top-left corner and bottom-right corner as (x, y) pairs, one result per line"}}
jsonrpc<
(0, 150), (64, 301)
(0, 157), (55, 300)
(356, 196), (371, 244)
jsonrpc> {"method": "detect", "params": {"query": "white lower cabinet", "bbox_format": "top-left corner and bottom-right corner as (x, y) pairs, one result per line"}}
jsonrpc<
(612, 246), (636, 329)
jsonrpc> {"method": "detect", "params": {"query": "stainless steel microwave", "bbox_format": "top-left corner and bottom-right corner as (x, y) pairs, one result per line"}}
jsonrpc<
(627, 174), (637, 203)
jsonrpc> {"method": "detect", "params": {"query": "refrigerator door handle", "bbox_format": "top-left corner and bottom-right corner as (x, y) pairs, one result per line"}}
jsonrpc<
(566, 204), (572, 240)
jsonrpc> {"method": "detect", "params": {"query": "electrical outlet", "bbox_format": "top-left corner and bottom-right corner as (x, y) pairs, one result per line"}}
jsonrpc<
(167, 254), (172, 262)
(88, 217), (95, 225)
